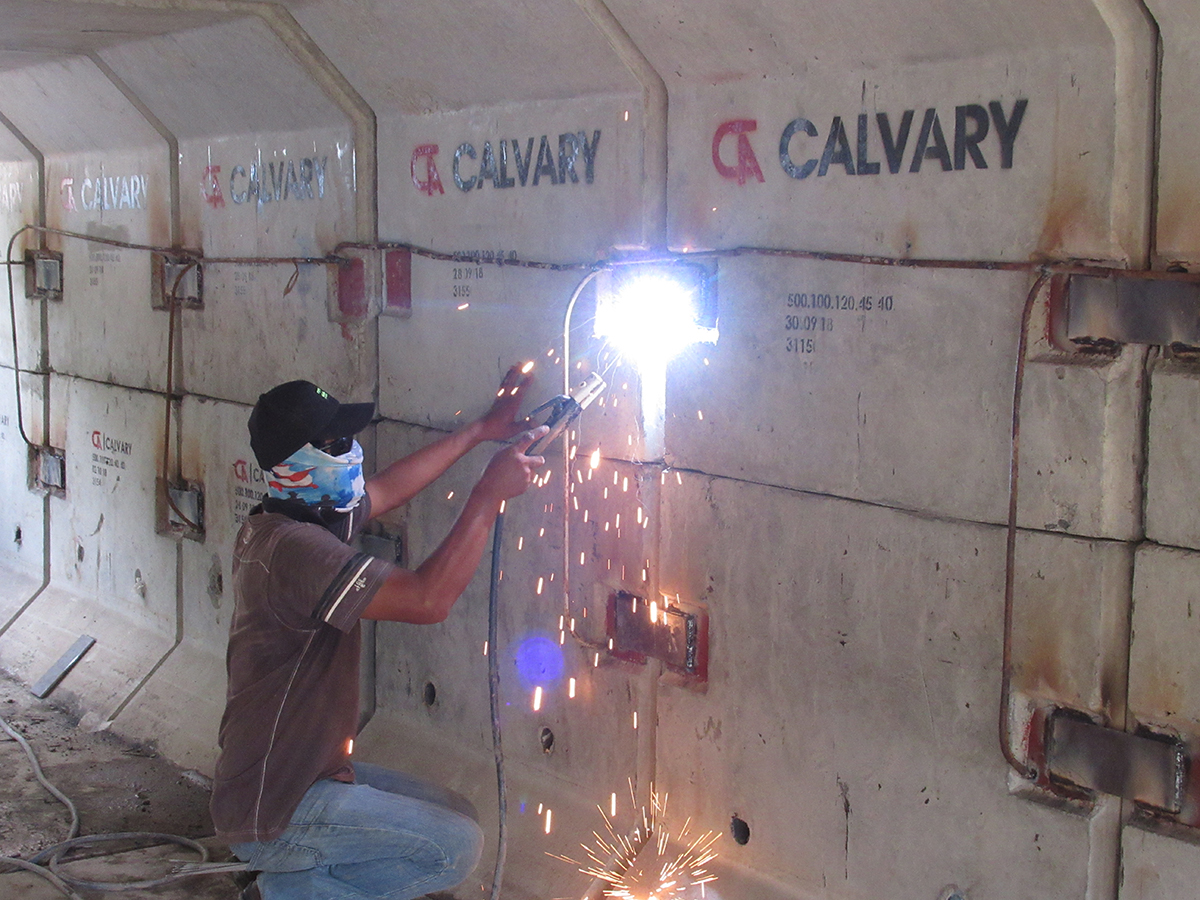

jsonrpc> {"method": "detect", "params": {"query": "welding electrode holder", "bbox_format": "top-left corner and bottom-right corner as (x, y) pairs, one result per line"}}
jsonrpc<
(485, 369), (604, 900)
(525, 372), (606, 456)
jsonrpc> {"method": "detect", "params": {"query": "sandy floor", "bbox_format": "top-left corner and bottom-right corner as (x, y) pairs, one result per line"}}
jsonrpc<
(0, 670), (242, 900)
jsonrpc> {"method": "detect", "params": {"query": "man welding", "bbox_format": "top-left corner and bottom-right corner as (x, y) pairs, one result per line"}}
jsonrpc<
(211, 366), (547, 900)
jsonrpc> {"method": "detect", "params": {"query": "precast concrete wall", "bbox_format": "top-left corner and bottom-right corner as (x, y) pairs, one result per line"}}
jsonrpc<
(0, 0), (1199, 898)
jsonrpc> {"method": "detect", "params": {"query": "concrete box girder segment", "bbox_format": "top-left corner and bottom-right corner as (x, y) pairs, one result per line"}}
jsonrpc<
(0, 0), (226, 70)
(40, 0), (376, 241)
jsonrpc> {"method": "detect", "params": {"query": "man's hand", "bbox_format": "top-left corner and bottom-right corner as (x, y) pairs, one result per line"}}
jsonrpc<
(474, 426), (549, 505)
(365, 363), (536, 518)
(474, 364), (535, 444)
(361, 424), (550, 625)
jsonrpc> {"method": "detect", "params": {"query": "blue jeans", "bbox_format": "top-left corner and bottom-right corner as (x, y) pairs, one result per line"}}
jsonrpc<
(231, 762), (484, 900)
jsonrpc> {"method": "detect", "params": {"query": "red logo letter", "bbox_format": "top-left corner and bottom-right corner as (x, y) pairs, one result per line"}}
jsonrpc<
(202, 165), (225, 208)
(60, 178), (76, 211)
(233, 459), (248, 483)
(411, 144), (444, 196)
(91, 430), (101, 449)
(712, 120), (765, 186)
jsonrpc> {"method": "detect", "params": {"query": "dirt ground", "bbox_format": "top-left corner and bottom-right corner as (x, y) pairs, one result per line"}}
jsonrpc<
(0, 671), (466, 900)
(0, 669), (243, 900)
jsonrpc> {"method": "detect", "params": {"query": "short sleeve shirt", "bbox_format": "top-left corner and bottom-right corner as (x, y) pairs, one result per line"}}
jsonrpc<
(210, 499), (393, 843)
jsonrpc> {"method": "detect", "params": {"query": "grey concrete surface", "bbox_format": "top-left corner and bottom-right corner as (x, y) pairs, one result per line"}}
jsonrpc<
(0, 670), (241, 900)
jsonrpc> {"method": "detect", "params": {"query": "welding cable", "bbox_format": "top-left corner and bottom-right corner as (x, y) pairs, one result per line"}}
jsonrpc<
(479, 270), (604, 900)
(0, 855), (83, 900)
(997, 269), (1051, 783)
(0, 714), (244, 896)
(485, 513), (508, 900)
(483, 421), (568, 900)
(0, 714), (78, 837)
(0, 712), (84, 898)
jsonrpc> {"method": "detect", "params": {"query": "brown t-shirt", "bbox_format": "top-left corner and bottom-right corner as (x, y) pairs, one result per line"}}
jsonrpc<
(210, 499), (393, 843)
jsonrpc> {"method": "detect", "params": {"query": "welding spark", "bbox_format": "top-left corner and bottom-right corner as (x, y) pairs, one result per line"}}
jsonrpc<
(550, 790), (719, 900)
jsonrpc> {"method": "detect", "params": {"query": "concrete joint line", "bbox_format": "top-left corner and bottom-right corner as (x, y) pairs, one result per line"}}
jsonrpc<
(572, 0), (668, 249)
(677, 464), (1150, 538)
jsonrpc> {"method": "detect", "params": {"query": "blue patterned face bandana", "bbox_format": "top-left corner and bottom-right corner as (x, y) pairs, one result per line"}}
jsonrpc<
(267, 440), (366, 511)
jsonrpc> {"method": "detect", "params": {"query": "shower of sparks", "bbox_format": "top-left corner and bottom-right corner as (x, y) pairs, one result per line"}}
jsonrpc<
(550, 790), (720, 900)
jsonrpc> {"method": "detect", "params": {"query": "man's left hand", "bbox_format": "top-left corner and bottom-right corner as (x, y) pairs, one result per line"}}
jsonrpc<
(475, 364), (534, 443)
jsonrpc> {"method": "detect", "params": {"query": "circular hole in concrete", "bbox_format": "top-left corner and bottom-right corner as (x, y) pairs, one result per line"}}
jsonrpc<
(77, 544), (84, 562)
(730, 815), (750, 845)
(13, 526), (21, 547)
(539, 726), (555, 754)
(422, 681), (437, 707)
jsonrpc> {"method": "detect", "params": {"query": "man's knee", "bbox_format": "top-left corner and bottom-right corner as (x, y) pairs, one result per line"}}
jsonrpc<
(445, 815), (484, 883)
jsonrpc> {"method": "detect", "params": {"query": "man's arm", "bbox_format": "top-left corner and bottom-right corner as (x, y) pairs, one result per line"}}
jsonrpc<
(365, 364), (533, 519)
(361, 427), (547, 624)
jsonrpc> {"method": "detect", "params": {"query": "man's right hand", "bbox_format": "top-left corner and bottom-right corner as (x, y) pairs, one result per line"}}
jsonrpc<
(475, 426), (549, 504)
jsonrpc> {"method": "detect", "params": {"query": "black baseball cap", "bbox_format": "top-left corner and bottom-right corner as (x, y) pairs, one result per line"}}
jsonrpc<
(248, 380), (374, 469)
